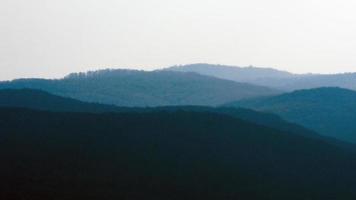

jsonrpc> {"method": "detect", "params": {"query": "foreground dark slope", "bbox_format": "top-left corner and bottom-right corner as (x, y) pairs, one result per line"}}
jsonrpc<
(0, 69), (279, 106)
(227, 87), (356, 143)
(1, 108), (356, 199)
(167, 64), (356, 91)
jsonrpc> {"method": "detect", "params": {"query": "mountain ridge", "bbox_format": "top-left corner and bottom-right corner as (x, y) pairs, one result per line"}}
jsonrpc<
(0, 69), (280, 107)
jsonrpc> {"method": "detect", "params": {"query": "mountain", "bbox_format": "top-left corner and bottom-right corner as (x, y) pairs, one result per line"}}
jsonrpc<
(166, 64), (356, 91)
(226, 87), (356, 143)
(1, 107), (356, 199)
(0, 69), (279, 107)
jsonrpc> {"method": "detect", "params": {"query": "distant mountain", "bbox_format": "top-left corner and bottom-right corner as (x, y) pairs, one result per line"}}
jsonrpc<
(1, 107), (356, 199)
(226, 87), (356, 143)
(166, 63), (295, 83)
(0, 69), (279, 107)
(166, 64), (356, 91)
(264, 73), (356, 91)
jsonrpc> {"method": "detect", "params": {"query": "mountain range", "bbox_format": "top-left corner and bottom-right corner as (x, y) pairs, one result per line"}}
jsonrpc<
(2, 65), (356, 199)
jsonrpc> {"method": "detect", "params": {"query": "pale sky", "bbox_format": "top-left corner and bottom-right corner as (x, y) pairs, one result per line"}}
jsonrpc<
(1, 0), (356, 80)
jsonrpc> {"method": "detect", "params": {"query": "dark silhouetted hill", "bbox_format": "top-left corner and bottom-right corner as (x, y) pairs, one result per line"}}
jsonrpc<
(1, 108), (356, 199)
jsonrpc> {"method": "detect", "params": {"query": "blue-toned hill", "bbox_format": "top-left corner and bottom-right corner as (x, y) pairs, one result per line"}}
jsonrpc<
(227, 87), (356, 143)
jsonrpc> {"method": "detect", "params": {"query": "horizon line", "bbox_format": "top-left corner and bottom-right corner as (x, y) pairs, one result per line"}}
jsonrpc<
(1, 63), (356, 81)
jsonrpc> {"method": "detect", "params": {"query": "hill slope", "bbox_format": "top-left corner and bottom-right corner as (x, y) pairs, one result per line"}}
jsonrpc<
(1, 108), (356, 199)
(0, 69), (279, 107)
(166, 64), (356, 91)
(226, 87), (356, 143)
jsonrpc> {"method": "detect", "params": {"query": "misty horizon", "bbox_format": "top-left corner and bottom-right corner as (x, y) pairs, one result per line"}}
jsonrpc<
(2, 63), (356, 81)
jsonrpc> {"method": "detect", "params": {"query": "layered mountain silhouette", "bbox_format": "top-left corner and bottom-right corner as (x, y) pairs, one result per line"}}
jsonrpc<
(0, 89), (322, 138)
(226, 87), (356, 143)
(2, 67), (356, 199)
(1, 88), (353, 150)
(1, 107), (356, 199)
(0, 69), (279, 107)
(167, 64), (356, 91)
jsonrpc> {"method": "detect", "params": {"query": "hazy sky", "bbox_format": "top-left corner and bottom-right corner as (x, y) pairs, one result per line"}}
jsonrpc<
(1, 0), (356, 80)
